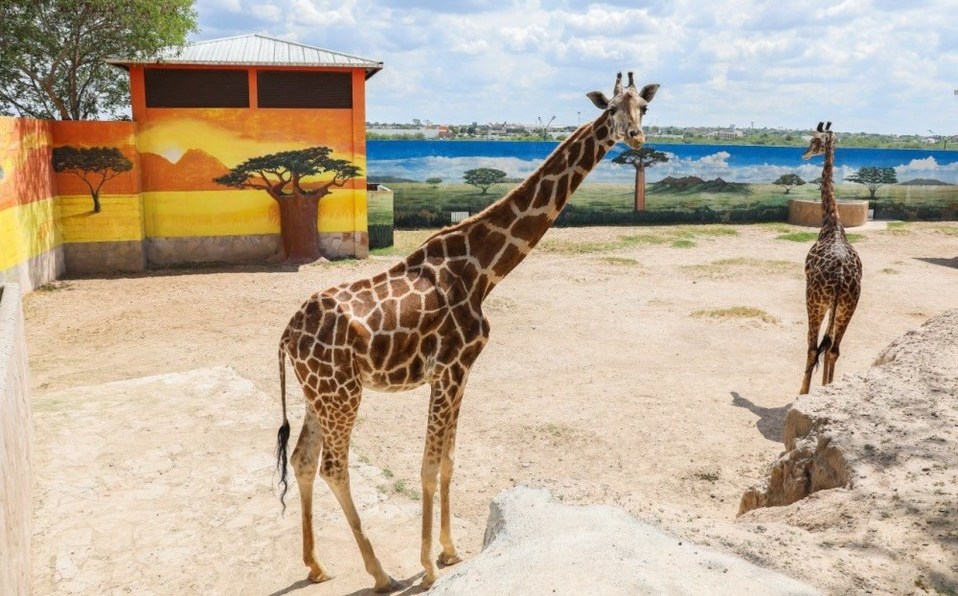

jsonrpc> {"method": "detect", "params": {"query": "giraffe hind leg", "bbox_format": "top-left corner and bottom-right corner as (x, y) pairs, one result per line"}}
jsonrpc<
(290, 410), (332, 583)
(823, 296), (858, 386)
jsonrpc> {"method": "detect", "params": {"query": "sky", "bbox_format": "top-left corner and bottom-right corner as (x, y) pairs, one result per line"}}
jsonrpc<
(193, 0), (958, 136)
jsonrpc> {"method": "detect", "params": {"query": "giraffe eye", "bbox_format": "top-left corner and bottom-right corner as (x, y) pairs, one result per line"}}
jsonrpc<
(640, 106), (648, 115)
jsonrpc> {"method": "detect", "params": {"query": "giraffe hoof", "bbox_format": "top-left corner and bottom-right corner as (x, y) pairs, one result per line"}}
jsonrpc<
(438, 551), (463, 566)
(373, 575), (402, 593)
(307, 567), (333, 583)
(421, 573), (437, 590)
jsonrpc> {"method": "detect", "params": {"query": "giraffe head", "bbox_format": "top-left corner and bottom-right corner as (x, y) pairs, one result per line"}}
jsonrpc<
(802, 121), (834, 160)
(587, 72), (659, 149)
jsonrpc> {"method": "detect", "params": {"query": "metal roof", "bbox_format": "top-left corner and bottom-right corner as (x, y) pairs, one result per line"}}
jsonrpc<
(107, 34), (383, 79)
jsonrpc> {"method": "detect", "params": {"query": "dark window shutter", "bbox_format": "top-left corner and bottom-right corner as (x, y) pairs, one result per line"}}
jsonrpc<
(145, 69), (249, 108)
(257, 71), (353, 108)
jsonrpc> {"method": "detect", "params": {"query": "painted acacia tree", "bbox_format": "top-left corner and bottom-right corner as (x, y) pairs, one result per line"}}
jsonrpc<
(846, 166), (898, 200)
(773, 173), (805, 194)
(612, 146), (669, 211)
(214, 147), (361, 262)
(52, 146), (133, 212)
(463, 167), (506, 194)
(0, 0), (197, 120)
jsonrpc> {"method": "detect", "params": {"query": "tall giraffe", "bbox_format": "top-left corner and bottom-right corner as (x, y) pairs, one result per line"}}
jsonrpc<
(274, 72), (659, 591)
(799, 121), (862, 394)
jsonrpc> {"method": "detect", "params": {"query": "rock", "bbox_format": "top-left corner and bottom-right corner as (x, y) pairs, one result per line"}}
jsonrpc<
(430, 486), (818, 595)
(739, 309), (958, 517)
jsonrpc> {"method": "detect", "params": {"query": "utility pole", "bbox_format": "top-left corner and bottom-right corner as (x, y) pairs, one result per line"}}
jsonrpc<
(537, 115), (556, 140)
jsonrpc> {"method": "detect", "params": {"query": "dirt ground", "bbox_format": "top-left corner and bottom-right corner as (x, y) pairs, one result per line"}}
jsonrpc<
(23, 221), (958, 594)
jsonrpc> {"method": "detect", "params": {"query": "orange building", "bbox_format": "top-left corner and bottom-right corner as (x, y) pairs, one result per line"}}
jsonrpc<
(106, 34), (383, 265)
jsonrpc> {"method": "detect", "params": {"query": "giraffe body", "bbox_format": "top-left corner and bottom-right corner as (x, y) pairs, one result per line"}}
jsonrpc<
(800, 122), (862, 395)
(275, 73), (659, 590)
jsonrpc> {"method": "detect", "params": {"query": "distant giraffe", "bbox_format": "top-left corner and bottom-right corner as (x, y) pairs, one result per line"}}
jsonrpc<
(274, 72), (659, 590)
(799, 121), (862, 395)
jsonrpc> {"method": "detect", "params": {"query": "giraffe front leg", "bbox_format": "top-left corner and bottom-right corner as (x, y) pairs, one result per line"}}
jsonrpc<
(437, 417), (463, 566)
(800, 303), (827, 395)
(420, 450), (441, 587)
(420, 376), (469, 587)
(291, 413), (332, 583)
(318, 411), (398, 593)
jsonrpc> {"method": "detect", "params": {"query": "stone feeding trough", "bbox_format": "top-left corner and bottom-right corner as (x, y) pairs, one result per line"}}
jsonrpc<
(787, 199), (870, 227)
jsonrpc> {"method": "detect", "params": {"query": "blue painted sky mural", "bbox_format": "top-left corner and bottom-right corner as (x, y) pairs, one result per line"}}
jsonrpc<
(368, 141), (958, 186)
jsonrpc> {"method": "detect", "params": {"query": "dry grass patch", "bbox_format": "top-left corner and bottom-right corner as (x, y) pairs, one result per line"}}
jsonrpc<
(682, 257), (799, 279)
(691, 306), (780, 324)
(597, 256), (642, 267)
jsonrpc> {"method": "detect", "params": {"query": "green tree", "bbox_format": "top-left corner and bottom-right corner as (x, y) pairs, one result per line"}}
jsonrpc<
(214, 147), (361, 262)
(426, 177), (443, 188)
(845, 167), (898, 200)
(0, 0), (197, 120)
(773, 173), (806, 195)
(612, 147), (669, 211)
(463, 168), (506, 195)
(51, 145), (132, 212)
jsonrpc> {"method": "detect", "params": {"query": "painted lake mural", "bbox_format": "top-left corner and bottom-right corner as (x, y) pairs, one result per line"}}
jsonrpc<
(368, 140), (958, 185)
(367, 140), (958, 227)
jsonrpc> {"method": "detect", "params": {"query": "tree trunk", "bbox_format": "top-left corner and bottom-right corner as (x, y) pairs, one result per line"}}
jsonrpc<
(276, 194), (321, 262)
(92, 191), (101, 213)
(634, 166), (646, 211)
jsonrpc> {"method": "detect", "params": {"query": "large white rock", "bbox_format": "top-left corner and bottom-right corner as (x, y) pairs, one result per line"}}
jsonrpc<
(431, 485), (818, 595)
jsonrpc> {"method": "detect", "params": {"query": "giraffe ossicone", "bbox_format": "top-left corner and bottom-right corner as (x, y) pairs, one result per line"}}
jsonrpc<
(273, 72), (658, 591)
(799, 121), (862, 395)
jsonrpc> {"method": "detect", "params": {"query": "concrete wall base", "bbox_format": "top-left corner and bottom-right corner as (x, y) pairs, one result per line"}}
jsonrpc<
(64, 241), (146, 274)
(0, 248), (65, 294)
(0, 283), (33, 595)
(146, 235), (281, 266)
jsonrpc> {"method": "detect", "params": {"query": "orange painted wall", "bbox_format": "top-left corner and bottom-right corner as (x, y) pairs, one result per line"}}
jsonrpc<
(2, 64), (371, 284)
(0, 117), (59, 277)
(130, 64), (368, 237)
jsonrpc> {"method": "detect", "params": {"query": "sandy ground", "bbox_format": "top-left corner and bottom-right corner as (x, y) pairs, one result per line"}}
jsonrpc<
(22, 221), (958, 594)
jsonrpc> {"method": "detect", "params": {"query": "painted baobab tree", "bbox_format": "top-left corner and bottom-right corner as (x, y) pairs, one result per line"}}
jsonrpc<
(612, 146), (669, 211)
(214, 146), (361, 262)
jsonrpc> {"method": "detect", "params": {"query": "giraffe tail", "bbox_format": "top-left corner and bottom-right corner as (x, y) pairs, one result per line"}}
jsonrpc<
(809, 298), (838, 373)
(811, 334), (833, 373)
(276, 339), (292, 513)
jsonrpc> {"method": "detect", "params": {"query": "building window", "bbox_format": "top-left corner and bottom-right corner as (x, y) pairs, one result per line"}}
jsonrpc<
(144, 69), (249, 108)
(257, 71), (353, 109)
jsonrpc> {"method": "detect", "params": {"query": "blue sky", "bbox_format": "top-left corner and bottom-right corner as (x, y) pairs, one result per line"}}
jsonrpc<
(194, 0), (958, 135)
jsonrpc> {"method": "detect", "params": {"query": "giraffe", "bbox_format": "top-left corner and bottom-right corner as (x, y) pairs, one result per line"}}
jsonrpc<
(273, 72), (659, 591)
(799, 121), (862, 395)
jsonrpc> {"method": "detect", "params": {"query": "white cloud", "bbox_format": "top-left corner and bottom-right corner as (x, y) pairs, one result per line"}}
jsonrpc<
(190, 0), (958, 134)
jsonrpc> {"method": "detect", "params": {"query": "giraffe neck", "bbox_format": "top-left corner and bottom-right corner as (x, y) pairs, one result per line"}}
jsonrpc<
(435, 112), (617, 293)
(819, 135), (843, 239)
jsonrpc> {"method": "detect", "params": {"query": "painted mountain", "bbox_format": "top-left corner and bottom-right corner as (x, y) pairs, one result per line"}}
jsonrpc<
(140, 149), (230, 192)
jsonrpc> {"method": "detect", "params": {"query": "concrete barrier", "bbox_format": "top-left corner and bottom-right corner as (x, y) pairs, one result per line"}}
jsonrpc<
(788, 199), (869, 227)
(0, 283), (32, 595)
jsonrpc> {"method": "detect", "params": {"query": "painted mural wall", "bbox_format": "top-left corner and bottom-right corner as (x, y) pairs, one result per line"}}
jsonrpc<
(0, 117), (62, 292)
(0, 68), (371, 289)
(52, 120), (144, 273)
(130, 66), (370, 263)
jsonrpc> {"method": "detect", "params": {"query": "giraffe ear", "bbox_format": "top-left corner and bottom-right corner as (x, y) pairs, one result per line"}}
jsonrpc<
(639, 84), (659, 103)
(587, 91), (610, 109)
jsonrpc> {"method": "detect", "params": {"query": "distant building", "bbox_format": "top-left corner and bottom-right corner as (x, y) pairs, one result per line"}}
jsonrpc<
(707, 129), (745, 139)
